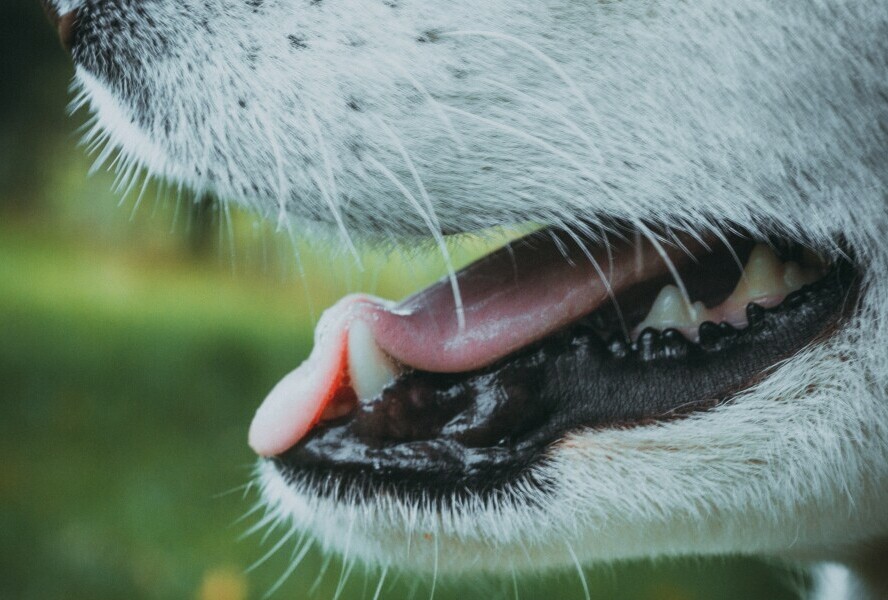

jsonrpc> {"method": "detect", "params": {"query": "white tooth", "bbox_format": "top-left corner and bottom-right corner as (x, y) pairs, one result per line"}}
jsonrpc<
(635, 284), (708, 333)
(733, 243), (787, 302)
(782, 261), (818, 291)
(348, 319), (399, 401)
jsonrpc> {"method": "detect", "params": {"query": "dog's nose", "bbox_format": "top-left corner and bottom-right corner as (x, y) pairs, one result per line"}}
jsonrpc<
(41, 1), (79, 53)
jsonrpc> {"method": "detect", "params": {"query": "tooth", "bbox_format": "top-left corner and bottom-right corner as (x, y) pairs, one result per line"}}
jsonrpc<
(732, 244), (787, 303)
(782, 261), (820, 291)
(635, 284), (708, 334)
(348, 319), (400, 401)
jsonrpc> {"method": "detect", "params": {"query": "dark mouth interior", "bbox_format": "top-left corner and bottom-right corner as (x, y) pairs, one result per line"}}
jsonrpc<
(274, 228), (858, 502)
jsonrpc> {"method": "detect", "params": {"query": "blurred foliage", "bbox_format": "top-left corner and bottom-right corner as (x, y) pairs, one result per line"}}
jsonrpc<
(0, 3), (802, 599)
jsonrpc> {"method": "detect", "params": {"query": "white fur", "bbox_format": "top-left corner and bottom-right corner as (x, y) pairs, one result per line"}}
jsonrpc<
(52, 0), (888, 596)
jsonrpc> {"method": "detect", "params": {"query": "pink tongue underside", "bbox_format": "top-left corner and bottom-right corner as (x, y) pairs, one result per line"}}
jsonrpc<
(249, 231), (698, 456)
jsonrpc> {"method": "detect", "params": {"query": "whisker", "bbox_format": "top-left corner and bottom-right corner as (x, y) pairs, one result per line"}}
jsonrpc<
(373, 118), (467, 331)
(332, 514), (357, 600)
(308, 553), (335, 596)
(230, 501), (265, 528)
(238, 511), (279, 542)
(565, 542), (591, 600)
(306, 107), (363, 267)
(262, 537), (314, 599)
(635, 220), (692, 305)
(429, 536), (439, 600)
(372, 566), (389, 600)
(559, 221), (630, 341)
(213, 481), (254, 500)
(247, 526), (298, 573)
(253, 110), (291, 228)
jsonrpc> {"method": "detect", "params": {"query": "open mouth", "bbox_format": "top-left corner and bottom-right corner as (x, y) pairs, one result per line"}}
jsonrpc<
(252, 223), (857, 501)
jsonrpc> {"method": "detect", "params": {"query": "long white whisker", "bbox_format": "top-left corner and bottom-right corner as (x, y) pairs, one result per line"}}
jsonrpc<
(373, 118), (467, 331)
(230, 501), (265, 527)
(429, 535), (439, 600)
(253, 110), (290, 227)
(332, 513), (357, 600)
(262, 538), (313, 599)
(635, 220), (691, 305)
(306, 107), (363, 267)
(565, 542), (591, 600)
(372, 566), (389, 600)
(558, 222), (629, 340)
(247, 526), (298, 573)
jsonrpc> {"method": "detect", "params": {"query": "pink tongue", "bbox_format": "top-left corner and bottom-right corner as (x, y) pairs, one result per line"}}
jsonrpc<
(249, 230), (700, 456)
(368, 230), (688, 373)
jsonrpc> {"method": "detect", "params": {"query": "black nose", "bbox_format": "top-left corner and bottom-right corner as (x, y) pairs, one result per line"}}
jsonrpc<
(41, 2), (79, 53)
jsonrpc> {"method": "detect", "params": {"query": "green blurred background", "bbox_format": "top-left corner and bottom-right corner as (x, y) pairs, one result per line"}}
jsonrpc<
(1, 4), (803, 599)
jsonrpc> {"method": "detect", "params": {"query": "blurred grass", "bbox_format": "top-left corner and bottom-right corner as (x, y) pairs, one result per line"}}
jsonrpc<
(0, 3), (802, 599)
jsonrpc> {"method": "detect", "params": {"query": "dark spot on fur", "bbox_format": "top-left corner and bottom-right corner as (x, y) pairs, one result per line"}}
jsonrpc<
(347, 99), (363, 112)
(288, 35), (308, 50)
(417, 30), (441, 44)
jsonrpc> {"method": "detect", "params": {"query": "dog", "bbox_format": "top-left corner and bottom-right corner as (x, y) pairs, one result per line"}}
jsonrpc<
(43, 0), (887, 597)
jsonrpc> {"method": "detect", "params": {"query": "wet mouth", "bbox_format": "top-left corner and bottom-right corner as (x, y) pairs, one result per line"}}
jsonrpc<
(252, 224), (857, 500)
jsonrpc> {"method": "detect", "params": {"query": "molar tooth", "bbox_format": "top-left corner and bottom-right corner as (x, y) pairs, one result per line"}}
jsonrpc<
(348, 319), (400, 401)
(733, 243), (787, 302)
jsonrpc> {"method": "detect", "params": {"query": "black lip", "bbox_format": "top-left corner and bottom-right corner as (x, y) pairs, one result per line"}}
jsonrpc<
(274, 258), (857, 503)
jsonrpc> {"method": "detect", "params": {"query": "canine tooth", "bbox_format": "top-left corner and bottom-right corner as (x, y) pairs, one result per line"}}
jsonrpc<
(635, 284), (708, 333)
(732, 244), (786, 302)
(348, 319), (399, 401)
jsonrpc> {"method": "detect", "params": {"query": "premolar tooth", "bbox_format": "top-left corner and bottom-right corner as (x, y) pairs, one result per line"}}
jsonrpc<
(635, 284), (709, 334)
(732, 243), (786, 304)
(782, 261), (819, 291)
(348, 319), (400, 401)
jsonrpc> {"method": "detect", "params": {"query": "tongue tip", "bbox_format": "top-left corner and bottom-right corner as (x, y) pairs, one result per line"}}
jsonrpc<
(248, 364), (327, 457)
(248, 294), (395, 457)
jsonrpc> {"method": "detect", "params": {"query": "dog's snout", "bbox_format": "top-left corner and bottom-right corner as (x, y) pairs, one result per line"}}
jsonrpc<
(41, 1), (79, 53)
